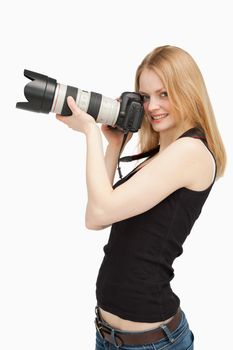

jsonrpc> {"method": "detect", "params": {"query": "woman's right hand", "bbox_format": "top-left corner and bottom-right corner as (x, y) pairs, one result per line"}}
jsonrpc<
(101, 124), (133, 148)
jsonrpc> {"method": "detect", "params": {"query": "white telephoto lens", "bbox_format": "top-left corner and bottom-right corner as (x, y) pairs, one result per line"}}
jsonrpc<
(76, 89), (91, 112)
(51, 84), (67, 114)
(96, 96), (120, 126)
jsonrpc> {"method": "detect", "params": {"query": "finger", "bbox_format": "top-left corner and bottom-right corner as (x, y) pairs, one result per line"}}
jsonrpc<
(67, 96), (81, 114)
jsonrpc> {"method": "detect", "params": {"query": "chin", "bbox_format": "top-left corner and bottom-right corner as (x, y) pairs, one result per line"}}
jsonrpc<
(151, 122), (176, 132)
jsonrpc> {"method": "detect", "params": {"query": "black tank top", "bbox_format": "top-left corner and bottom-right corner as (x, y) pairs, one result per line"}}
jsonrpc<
(96, 127), (217, 322)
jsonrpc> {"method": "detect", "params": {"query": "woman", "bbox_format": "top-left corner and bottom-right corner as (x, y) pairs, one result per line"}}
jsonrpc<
(56, 45), (226, 350)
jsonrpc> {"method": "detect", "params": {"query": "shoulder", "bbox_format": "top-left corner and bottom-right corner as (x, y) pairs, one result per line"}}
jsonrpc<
(156, 135), (213, 166)
(156, 136), (215, 190)
(150, 136), (206, 169)
(146, 136), (215, 190)
(165, 136), (207, 156)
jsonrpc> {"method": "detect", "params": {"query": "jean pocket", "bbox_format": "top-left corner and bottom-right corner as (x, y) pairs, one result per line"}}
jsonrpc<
(157, 328), (194, 350)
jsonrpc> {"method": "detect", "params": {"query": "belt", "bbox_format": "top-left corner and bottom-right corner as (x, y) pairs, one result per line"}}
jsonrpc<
(95, 307), (182, 347)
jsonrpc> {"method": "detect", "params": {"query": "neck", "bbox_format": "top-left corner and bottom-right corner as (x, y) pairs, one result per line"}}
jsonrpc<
(159, 123), (195, 152)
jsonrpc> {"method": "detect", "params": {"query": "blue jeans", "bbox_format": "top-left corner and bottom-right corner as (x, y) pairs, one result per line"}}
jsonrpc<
(95, 309), (194, 350)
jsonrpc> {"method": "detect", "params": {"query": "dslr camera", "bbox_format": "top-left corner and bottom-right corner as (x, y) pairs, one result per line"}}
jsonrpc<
(16, 70), (144, 133)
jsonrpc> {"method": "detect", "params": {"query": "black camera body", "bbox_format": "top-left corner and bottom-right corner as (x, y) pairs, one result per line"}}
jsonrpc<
(16, 70), (144, 133)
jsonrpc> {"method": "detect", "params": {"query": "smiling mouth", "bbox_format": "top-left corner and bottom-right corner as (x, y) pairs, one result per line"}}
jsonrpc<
(151, 113), (169, 120)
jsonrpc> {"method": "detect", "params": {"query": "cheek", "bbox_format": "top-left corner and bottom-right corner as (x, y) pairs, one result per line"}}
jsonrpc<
(164, 100), (171, 111)
(143, 101), (149, 112)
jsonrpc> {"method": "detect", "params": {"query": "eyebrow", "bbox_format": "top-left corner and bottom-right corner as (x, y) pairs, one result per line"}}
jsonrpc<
(139, 88), (165, 94)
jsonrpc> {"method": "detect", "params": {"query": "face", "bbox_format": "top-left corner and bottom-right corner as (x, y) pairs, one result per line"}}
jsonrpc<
(139, 68), (176, 133)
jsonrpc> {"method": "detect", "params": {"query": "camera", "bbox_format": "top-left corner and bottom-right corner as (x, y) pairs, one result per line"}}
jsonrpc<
(16, 70), (144, 133)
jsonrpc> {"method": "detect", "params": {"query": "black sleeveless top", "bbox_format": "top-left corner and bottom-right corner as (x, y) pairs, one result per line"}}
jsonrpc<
(96, 127), (217, 322)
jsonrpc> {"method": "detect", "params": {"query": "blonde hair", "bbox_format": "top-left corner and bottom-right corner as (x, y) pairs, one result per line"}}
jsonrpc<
(135, 45), (227, 179)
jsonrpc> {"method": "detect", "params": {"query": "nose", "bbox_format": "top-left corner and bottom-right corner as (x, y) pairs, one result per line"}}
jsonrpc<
(147, 96), (161, 113)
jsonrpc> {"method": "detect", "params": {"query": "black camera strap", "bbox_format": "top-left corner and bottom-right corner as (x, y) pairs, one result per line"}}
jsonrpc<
(119, 147), (159, 162)
(117, 132), (159, 179)
(117, 132), (129, 179)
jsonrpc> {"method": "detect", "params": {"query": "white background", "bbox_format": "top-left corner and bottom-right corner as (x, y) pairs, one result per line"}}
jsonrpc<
(0, 0), (232, 349)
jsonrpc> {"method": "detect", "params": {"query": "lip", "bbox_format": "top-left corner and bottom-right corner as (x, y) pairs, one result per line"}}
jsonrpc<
(151, 113), (168, 117)
(149, 113), (169, 124)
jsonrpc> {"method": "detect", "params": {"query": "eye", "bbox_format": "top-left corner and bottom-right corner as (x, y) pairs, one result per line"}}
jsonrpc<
(160, 91), (168, 98)
(141, 95), (150, 103)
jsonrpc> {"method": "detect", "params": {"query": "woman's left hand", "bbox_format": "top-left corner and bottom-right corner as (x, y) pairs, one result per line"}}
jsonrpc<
(56, 96), (96, 134)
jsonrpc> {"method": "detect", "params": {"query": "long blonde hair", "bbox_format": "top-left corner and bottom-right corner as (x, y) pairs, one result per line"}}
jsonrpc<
(135, 45), (227, 179)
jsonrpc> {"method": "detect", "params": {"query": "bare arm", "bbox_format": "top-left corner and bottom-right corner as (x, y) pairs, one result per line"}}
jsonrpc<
(87, 130), (131, 230)
(101, 124), (132, 185)
(84, 125), (114, 230)
(104, 143), (121, 185)
(85, 128), (128, 230)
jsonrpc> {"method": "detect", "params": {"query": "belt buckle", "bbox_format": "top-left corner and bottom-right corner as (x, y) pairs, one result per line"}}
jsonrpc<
(95, 308), (124, 347)
(95, 319), (123, 347)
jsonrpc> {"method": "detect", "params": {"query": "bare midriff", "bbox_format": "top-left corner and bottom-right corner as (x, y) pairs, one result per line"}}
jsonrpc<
(99, 307), (174, 332)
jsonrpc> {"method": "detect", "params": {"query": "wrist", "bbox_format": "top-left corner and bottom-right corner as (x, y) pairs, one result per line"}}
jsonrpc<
(106, 142), (122, 150)
(84, 122), (99, 135)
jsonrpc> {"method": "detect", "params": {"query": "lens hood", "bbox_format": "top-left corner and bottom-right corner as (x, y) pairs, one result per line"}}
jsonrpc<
(16, 70), (57, 113)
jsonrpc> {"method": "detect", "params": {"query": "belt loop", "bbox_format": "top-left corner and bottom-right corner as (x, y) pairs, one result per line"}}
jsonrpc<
(111, 329), (121, 349)
(111, 328), (123, 349)
(160, 324), (175, 343)
(95, 306), (100, 319)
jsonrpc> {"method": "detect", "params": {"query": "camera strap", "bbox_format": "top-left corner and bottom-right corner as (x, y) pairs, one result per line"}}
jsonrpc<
(117, 133), (159, 179)
(117, 132), (130, 179)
